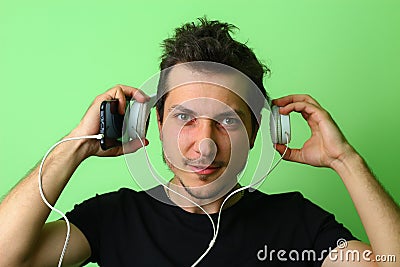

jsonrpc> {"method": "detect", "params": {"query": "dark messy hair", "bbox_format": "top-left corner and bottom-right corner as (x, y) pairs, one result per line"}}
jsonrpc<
(156, 16), (270, 135)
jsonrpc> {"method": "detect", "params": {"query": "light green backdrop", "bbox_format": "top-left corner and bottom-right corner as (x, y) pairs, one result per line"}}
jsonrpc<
(1, 1), (399, 266)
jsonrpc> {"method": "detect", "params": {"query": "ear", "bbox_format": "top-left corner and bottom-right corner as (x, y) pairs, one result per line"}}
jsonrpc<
(249, 125), (258, 149)
(156, 110), (163, 141)
(249, 114), (261, 149)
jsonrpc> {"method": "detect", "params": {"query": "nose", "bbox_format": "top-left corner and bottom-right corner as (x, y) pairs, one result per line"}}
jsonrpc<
(198, 138), (217, 159)
(194, 119), (218, 159)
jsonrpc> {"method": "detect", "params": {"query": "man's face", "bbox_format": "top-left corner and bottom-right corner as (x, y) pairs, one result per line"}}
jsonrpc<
(157, 70), (256, 200)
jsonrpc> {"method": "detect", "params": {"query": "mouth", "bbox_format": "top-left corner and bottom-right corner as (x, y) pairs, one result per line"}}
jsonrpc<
(188, 165), (221, 175)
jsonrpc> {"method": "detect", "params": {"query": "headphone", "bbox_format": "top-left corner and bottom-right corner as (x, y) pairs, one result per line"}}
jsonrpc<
(126, 95), (157, 140)
(269, 105), (291, 144)
(126, 95), (291, 145)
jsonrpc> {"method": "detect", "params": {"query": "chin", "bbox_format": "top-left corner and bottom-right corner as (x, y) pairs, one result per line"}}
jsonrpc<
(178, 171), (238, 201)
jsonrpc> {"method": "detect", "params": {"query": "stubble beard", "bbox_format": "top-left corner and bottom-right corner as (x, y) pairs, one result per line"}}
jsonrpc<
(162, 151), (234, 201)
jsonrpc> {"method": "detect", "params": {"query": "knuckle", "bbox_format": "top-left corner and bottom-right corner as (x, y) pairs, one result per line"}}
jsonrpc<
(321, 109), (331, 118)
(94, 95), (104, 103)
(107, 84), (119, 91)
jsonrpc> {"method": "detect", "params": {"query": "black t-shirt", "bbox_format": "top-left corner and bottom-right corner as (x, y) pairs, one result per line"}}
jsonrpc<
(65, 186), (356, 266)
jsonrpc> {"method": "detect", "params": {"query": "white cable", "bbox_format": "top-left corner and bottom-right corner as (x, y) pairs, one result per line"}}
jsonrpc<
(191, 138), (289, 267)
(138, 129), (290, 267)
(135, 133), (217, 236)
(38, 133), (103, 267)
(212, 141), (289, 247)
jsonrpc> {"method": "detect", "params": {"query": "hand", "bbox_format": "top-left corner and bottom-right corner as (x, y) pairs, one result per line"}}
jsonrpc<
(69, 84), (150, 158)
(272, 94), (356, 168)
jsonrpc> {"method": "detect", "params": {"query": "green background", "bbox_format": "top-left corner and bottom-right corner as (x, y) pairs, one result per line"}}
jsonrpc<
(1, 0), (399, 265)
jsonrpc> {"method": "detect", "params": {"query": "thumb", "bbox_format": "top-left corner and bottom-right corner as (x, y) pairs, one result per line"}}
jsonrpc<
(122, 138), (149, 155)
(274, 144), (302, 163)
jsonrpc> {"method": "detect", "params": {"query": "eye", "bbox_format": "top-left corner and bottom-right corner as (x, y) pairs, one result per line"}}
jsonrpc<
(174, 113), (197, 125)
(221, 117), (240, 126)
(176, 113), (191, 121)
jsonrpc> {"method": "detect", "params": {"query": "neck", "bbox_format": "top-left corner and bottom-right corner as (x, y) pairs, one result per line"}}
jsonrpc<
(165, 178), (244, 214)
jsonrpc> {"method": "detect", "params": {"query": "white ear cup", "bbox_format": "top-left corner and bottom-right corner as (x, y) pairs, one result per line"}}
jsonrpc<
(127, 95), (157, 140)
(279, 111), (291, 144)
(269, 105), (291, 144)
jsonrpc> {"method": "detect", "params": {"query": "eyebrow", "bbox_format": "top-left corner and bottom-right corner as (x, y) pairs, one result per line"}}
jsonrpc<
(168, 104), (246, 118)
(168, 104), (198, 116)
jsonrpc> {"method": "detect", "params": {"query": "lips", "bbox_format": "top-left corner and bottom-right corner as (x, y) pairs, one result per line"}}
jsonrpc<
(188, 165), (220, 175)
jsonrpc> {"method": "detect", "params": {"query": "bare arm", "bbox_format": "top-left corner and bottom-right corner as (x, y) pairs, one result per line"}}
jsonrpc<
(323, 151), (400, 266)
(0, 136), (91, 267)
(273, 95), (400, 267)
(0, 85), (149, 267)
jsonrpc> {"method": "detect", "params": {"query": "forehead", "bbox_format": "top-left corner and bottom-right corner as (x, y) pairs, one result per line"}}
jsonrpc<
(164, 64), (252, 110)
(166, 83), (245, 108)
(164, 85), (250, 122)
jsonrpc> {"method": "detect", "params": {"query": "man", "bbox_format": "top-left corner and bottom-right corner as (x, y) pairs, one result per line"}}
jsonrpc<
(0, 17), (399, 267)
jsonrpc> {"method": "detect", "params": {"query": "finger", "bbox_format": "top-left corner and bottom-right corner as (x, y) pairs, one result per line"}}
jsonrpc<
(280, 101), (334, 139)
(132, 88), (151, 102)
(113, 86), (130, 115)
(278, 101), (325, 122)
(113, 84), (150, 102)
(90, 86), (131, 115)
(101, 85), (148, 115)
(274, 144), (305, 164)
(122, 138), (149, 154)
(110, 85), (148, 115)
(99, 138), (149, 157)
(272, 94), (321, 108)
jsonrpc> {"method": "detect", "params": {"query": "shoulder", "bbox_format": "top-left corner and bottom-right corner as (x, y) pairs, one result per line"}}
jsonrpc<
(66, 186), (170, 228)
(244, 190), (310, 209)
(243, 190), (335, 224)
(92, 186), (162, 199)
(83, 187), (143, 204)
(246, 189), (356, 233)
(68, 186), (162, 213)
